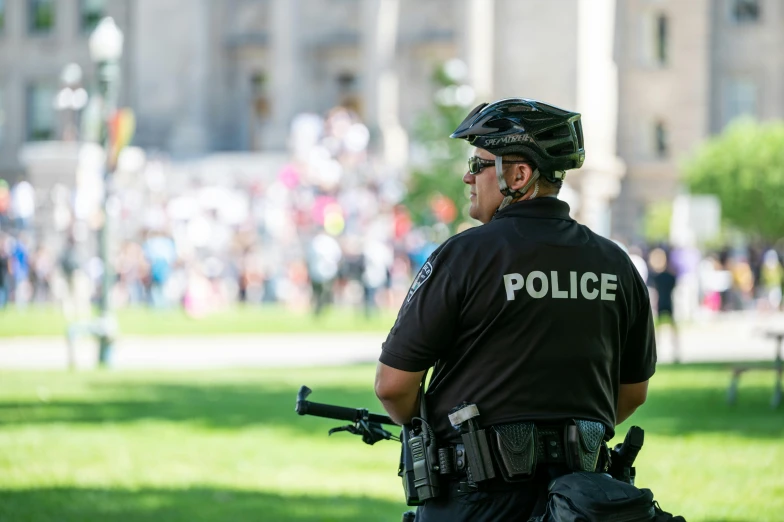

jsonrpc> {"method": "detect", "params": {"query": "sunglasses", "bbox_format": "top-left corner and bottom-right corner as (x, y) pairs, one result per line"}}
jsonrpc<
(467, 156), (530, 175)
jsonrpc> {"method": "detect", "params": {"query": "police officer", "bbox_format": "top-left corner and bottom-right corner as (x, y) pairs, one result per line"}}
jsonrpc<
(375, 98), (656, 521)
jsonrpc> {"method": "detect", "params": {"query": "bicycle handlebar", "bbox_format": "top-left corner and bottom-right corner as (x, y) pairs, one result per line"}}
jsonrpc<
(295, 385), (396, 426)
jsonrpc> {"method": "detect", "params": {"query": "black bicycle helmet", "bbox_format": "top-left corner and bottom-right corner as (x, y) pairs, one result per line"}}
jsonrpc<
(450, 98), (585, 182)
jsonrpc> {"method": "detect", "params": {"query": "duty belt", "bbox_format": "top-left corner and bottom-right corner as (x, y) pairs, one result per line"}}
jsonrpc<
(436, 421), (607, 481)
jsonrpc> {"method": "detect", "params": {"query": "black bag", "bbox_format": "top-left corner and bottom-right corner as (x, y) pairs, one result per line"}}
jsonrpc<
(529, 472), (686, 522)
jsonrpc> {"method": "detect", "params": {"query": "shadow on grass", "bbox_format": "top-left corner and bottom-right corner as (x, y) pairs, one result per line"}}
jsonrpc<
(631, 380), (784, 439)
(0, 487), (760, 522)
(0, 486), (409, 522)
(0, 378), (384, 438)
(0, 364), (781, 439)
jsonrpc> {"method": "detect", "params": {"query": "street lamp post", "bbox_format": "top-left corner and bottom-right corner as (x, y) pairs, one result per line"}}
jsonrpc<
(89, 17), (124, 367)
(55, 63), (89, 141)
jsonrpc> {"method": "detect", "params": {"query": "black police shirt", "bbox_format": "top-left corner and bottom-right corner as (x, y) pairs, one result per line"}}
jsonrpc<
(379, 198), (656, 441)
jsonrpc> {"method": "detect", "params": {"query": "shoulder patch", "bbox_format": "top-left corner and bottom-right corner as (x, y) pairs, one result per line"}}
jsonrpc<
(407, 261), (433, 302)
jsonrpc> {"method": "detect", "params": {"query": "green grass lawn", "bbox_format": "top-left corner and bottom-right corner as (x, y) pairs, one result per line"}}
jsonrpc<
(0, 364), (782, 521)
(0, 305), (398, 337)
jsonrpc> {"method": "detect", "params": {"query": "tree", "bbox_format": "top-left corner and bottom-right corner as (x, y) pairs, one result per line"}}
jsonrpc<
(404, 62), (476, 233)
(683, 118), (784, 241)
(643, 200), (672, 244)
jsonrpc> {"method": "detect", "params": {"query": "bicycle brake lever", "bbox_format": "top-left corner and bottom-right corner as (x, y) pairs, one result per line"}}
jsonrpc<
(328, 424), (358, 437)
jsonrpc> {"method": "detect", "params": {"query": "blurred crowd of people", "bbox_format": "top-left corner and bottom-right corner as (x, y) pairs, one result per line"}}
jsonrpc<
(626, 242), (784, 319)
(0, 107), (453, 319)
(1, 106), (784, 323)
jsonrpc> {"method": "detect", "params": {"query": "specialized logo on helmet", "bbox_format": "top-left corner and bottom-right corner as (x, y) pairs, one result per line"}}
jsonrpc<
(483, 134), (534, 147)
(407, 261), (433, 303)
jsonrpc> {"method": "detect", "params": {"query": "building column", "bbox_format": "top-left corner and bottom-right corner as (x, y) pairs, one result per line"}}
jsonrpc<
(168, 0), (210, 156)
(575, 0), (625, 237)
(261, 0), (300, 151)
(362, 0), (408, 169)
(458, 0), (495, 100)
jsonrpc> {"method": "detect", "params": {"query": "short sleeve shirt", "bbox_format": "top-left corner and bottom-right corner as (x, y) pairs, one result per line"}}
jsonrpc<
(380, 198), (656, 441)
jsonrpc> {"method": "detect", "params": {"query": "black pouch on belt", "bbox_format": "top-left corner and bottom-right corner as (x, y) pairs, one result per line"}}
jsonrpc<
(491, 421), (537, 482)
(566, 419), (606, 472)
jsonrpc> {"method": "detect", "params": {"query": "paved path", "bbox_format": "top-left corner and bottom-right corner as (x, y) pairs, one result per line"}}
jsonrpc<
(0, 333), (388, 370)
(0, 312), (782, 370)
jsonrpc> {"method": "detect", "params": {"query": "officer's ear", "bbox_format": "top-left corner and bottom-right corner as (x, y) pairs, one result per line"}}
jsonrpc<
(507, 162), (534, 192)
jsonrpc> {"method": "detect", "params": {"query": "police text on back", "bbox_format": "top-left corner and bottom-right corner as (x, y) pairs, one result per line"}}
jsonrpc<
(503, 271), (617, 301)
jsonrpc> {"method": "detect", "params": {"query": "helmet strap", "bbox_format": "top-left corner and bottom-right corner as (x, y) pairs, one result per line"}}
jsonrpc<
(495, 156), (514, 211)
(496, 155), (541, 211)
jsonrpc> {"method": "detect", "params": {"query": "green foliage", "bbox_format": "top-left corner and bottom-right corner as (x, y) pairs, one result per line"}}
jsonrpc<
(404, 64), (475, 232)
(683, 118), (784, 241)
(643, 200), (673, 243)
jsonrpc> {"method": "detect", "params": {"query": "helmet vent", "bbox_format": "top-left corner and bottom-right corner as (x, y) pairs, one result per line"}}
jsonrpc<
(574, 120), (584, 149)
(547, 143), (576, 156)
(536, 125), (571, 141)
(492, 119), (514, 131)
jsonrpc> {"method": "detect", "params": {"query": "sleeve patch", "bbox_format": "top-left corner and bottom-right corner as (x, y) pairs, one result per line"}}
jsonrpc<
(407, 261), (433, 302)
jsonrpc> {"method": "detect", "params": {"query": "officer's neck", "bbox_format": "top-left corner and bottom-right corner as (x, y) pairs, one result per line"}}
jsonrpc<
(509, 193), (559, 205)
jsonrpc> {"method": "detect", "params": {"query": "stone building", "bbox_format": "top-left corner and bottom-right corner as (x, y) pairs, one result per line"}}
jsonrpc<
(614, 0), (781, 242)
(0, 0), (777, 239)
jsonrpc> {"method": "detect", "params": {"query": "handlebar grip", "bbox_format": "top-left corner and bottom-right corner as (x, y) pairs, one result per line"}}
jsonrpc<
(295, 385), (396, 425)
(297, 399), (361, 422)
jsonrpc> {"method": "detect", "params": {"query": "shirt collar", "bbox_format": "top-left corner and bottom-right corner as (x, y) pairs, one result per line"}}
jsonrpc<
(491, 197), (573, 222)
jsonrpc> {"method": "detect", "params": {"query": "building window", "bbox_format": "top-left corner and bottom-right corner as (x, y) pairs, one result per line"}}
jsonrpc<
(81, 0), (105, 33)
(29, 0), (55, 34)
(248, 73), (269, 150)
(642, 12), (669, 67)
(655, 15), (668, 65)
(725, 78), (757, 126)
(337, 72), (356, 94)
(654, 121), (668, 158)
(26, 83), (57, 141)
(731, 0), (760, 24)
(251, 73), (270, 119)
(336, 72), (360, 113)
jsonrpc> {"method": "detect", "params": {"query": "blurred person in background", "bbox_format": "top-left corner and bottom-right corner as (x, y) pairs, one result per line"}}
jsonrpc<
(183, 262), (214, 318)
(10, 181), (35, 232)
(237, 246), (267, 304)
(336, 235), (365, 311)
(142, 230), (177, 309)
(59, 235), (81, 295)
(649, 247), (680, 363)
(728, 256), (755, 311)
(759, 249), (783, 310)
(375, 99), (656, 521)
(628, 245), (649, 283)
(10, 233), (32, 308)
(31, 244), (54, 303)
(57, 233), (92, 323)
(115, 240), (149, 306)
(0, 180), (11, 230)
(306, 230), (342, 316)
(698, 254), (729, 313)
(0, 233), (10, 308)
(361, 237), (393, 317)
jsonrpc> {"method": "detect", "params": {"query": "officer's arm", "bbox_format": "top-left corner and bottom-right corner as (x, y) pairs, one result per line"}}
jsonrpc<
(374, 362), (426, 425)
(616, 380), (649, 425)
